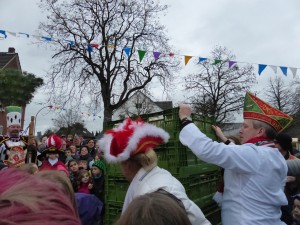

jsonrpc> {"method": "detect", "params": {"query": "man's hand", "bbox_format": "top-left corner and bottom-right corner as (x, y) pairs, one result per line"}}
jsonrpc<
(212, 125), (227, 142)
(179, 104), (192, 120)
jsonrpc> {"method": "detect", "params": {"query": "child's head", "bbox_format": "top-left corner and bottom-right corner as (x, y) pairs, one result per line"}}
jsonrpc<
(78, 169), (90, 184)
(69, 145), (77, 154)
(293, 195), (300, 223)
(47, 153), (59, 160)
(91, 160), (105, 177)
(67, 159), (79, 173)
(65, 149), (72, 157)
(19, 163), (39, 174)
(78, 160), (88, 170)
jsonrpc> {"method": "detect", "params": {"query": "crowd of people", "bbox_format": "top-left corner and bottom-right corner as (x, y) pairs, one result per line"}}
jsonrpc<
(2, 92), (300, 225)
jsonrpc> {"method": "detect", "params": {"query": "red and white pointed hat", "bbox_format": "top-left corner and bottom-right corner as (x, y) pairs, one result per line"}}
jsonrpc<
(99, 118), (169, 163)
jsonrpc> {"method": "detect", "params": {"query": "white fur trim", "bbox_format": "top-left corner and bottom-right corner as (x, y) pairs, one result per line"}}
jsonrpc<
(98, 120), (170, 163)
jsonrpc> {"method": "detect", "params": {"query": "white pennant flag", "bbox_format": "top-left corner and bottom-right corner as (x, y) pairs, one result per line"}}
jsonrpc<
(269, 65), (277, 74)
(7, 31), (17, 37)
(31, 35), (41, 40)
(290, 67), (297, 78)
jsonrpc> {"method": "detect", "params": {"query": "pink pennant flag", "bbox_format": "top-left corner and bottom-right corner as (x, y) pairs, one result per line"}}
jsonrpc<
(90, 43), (100, 48)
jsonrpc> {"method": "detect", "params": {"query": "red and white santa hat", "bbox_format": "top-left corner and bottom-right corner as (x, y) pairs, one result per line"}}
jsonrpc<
(99, 118), (169, 163)
(44, 134), (64, 154)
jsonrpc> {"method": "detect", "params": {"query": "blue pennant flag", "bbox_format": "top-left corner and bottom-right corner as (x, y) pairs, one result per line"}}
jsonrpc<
(123, 47), (131, 56)
(65, 40), (75, 46)
(198, 57), (207, 63)
(0, 30), (7, 38)
(41, 36), (52, 42)
(258, 64), (267, 75)
(87, 44), (93, 53)
(280, 66), (288, 76)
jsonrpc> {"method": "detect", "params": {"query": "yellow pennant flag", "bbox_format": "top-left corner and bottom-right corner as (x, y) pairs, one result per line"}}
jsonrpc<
(184, 55), (193, 65)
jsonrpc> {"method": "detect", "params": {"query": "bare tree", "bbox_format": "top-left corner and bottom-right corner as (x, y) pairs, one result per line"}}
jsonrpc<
(184, 46), (256, 124)
(38, 0), (179, 125)
(264, 77), (300, 115)
(52, 109), (84, 128)
(264, 76), (299, 115)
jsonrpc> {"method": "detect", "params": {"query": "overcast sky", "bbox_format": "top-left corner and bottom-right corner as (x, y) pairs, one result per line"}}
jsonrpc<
(0, 0), (299, 134)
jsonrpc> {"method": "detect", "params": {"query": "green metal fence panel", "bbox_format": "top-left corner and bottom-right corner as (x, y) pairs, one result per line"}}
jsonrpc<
(103, 107), (221, 225)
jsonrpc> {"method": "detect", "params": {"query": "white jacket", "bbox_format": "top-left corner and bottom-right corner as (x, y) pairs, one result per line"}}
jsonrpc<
(123, 166), (211, 225)
(180, 123), (287, 225)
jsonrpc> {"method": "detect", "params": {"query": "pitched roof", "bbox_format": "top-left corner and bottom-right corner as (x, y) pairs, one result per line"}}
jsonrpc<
(154, 101), (173, 110)
(0, 47), (21, 70)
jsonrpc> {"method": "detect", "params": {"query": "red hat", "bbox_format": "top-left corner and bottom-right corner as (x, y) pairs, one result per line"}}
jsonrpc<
(99, 118), (169, 163)
(243, 92), (293, 132)
(42, 134), (64, 155)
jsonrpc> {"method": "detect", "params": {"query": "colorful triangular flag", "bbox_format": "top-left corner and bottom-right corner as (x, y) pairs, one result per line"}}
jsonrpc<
(184, 56), (193, 65)
(138, 50), (147, 62)
(258, 64), (267, 75)
(41, 37), (52, 41)
(280, 66), (288, 76)
(212, 59), (222, 65)
(228, 61), (237, 69)
(198, 57), (207, 63)
(123, 47), (131, 57)
(87, 44), (93, 53)
(90, 43), (99, 48)
(153, 52), (161, 59)
(65, 40), (75, 46)
(0, 30), (7, 38)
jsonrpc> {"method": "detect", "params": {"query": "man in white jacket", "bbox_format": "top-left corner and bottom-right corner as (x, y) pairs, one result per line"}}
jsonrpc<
(99, 117), (211, 225)
(179, 92), (293, 225)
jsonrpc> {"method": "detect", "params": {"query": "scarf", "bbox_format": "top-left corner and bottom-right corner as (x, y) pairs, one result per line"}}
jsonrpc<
(245, 137), (276, 148)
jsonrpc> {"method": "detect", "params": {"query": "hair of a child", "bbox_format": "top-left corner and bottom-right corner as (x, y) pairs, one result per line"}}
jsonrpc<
(115, 192), (192, 225)
(0, 168), (81, 225)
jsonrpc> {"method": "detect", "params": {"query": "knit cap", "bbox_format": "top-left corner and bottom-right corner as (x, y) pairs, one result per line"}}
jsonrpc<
(92, 160), (105, 171)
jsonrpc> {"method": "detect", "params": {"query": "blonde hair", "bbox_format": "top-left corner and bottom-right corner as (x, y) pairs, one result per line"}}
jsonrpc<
(19, 163), (38, 174)
(131, 149), (158, 171)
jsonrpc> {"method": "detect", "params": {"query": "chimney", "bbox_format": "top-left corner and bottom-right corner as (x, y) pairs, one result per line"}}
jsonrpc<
(8, 47), (15, 53)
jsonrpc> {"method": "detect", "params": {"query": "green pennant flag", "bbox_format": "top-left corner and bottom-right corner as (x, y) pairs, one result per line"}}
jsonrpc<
(212, 59), (222, 65)
(138, 50), (147, 62)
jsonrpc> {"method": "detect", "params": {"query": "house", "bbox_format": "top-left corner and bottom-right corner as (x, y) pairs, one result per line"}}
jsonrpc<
(112, 91), (173, 121)
(0, 47), (24, 134)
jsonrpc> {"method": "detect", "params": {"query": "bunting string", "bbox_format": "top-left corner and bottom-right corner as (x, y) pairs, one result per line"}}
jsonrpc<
(0, 28), (299, 77)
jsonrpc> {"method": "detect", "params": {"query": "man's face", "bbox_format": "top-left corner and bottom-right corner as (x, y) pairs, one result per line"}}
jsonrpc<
(87, 140), (95, 148)
(239, 119), (262, 144)
(7, 125), (21, 138)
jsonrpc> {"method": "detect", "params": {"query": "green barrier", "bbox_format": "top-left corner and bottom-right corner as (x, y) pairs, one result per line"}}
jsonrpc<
(104, 107), (221, 225)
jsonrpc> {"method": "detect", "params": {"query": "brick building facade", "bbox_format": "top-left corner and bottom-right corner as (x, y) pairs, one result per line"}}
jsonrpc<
(0, 47), (25, 134)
